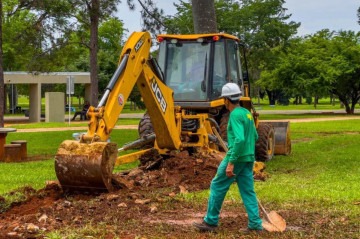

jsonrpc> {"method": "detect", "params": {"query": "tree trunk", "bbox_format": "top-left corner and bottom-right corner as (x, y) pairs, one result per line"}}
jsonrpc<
(0, 1), (4, 127)
(313, 95), (318, 109)
(89, 0), (99, 106)
(266, 90), (276, 105)
(191, 0), (218, 33)
(345, 104), (352, 114)
(350, 95), (359, 114)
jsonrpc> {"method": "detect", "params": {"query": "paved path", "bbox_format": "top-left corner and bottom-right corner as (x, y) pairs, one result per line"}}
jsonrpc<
(15, 125), (139, 133)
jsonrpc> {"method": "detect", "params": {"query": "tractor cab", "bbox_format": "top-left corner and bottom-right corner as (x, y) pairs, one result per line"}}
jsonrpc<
(156, 33), (244, 105)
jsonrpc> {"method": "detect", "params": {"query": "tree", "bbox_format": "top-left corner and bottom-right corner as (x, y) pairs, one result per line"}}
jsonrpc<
(2, 0), (75, 71)
(53, 17), (126, 102)
(66, 0), (121, 105)
(160, 0), (299, 102)
(257, 34), (333, 107)
(191, 0), (217, 33)
(1, 0), (124, 107)
(233, 0), (299, 100)
(258, 30), (360, 114)
(327, 31), (360, 114)
(136, 0), (218, 34)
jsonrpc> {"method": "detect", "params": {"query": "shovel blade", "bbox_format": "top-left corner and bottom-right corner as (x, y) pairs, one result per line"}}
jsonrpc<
(262, 210), (286, 232)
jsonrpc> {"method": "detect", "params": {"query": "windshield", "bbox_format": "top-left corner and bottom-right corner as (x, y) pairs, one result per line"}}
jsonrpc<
(162, 42), (210, 101)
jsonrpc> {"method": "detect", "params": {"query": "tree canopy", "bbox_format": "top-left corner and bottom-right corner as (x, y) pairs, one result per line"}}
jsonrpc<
(0, 0), (359, 125)
(258, 30), (360, 113)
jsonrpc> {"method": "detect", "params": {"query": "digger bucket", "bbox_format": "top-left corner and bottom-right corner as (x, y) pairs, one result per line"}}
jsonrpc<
(55, 140), (118, 191)
(266, 121), (291, 155)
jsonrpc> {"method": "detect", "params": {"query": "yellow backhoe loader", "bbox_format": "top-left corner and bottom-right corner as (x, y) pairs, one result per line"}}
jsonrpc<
(55, 32), (291, 191)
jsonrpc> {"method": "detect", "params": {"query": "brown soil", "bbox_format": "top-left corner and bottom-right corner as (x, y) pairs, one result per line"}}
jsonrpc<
(0, 150), (226, 238)
(1, 146), (358, 238)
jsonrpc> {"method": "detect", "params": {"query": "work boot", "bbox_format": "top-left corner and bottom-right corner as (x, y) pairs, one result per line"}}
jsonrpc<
(192, 220), (217, 232)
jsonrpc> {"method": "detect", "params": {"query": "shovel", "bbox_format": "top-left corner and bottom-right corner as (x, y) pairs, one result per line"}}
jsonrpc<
(257, 199), (286, 232)
(211, 126), (286, 232)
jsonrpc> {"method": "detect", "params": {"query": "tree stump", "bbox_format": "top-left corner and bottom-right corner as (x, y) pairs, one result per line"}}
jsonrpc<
(11, 140), (27, 160)
(4, 144), (22, 162)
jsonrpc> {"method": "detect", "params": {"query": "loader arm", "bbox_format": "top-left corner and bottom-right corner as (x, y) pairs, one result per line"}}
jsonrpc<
(55, 32), (182, 192)
(84, 32), (181, 150)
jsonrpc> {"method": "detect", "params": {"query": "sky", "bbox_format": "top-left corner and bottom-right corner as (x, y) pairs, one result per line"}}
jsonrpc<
(116, 0), (359, 37)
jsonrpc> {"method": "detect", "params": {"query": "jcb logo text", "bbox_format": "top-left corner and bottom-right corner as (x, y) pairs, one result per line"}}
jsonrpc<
(151, 79), (167, 113)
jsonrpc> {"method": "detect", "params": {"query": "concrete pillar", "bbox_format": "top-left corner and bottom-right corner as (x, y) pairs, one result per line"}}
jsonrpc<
(45, 92), (65, 122)
(29, 83), (41, 122)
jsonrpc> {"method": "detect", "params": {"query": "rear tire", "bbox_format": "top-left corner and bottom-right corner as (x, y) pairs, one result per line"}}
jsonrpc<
(256, 123), (275, 162)
(138, 112), (154, 147)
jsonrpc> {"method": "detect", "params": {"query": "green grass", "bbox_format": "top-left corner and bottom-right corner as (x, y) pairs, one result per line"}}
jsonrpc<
(1, 116), (360, 238)
(5, 129), (139, 157)
(0, 129), (139, 196)
(174, 129), (360, 237)
(260, 133), (360, 205)
(179, 119), (360, 220)
(0, 160), (56, 195)
(5, 118), (140, 129)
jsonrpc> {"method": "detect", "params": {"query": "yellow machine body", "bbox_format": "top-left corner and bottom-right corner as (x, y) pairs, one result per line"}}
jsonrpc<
(55, 31), (291, 191)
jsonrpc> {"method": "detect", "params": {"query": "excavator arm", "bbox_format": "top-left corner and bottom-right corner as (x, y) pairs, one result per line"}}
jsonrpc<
(83, 32), (181, 149)
(55, 32), (182, 191)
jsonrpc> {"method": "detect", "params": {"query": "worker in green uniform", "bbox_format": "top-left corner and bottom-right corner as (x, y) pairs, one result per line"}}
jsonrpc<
(193, 83), (263, 233)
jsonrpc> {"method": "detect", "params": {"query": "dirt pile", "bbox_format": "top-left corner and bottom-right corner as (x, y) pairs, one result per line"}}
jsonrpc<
(0, 150), (273, 238)
(112, 149), (223, 192)
(0, 151), (223, 238)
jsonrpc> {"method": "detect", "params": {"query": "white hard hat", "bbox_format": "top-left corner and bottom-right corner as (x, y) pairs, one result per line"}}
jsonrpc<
(221, 83), (242, 101)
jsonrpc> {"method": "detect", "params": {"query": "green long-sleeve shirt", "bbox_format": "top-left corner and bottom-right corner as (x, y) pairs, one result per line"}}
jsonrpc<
(225, 107), (258, 163)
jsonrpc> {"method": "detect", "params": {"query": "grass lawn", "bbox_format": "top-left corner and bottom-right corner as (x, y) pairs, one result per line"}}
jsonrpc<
(5, 118), (140, 129)
(0, 129), (139, 195)
(181, 120), (360, 202)
(0, 117), (359, 238)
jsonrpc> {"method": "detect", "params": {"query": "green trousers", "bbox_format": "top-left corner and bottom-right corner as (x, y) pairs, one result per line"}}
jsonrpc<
(204, 159), (262, 230)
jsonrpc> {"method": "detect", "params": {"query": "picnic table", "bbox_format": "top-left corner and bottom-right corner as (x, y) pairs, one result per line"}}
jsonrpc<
(0, 128), (17, 161)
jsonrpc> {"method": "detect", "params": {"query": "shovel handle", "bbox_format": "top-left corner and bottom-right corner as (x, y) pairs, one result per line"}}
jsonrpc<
(212, 127), (228, 152)
(257, 198), (268, 215)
